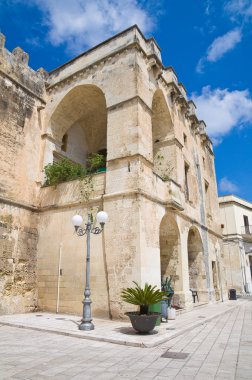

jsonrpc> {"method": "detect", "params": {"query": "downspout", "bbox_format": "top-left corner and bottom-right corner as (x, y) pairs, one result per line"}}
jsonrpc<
(56, 243), (62, 313)
(215, 247), (223, 302)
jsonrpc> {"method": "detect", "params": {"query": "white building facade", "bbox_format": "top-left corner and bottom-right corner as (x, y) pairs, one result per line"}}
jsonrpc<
(219, 195), (252, 295)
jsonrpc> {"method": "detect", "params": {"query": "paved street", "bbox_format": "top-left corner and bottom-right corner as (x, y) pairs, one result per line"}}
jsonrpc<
(0, 300), (251, 379)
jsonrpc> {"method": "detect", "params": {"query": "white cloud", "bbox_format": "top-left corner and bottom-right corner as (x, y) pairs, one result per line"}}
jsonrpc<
(225, 0), (252, 19)
(191, 86), (252, 141)
(196, 28), (242, 72)
(219, 177), (239, 193)
(28, 0), (156, 54)
(206, 28), (242, 62)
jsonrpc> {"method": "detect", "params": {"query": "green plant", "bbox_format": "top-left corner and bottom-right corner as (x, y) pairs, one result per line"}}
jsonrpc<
(161, 276), (173, 294)
(44, 159), (86, 186)
(43, 152), (106, 187)
(121, 281), (167, 315)
(87, 153), (106, 172)
(161, 276), (175, 307)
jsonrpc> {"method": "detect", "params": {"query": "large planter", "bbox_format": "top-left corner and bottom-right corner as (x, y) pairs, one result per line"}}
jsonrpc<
(125, 312), (160, 333)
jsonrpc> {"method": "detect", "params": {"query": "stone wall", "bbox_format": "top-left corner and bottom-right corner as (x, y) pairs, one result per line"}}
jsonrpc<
(0, 26), (226, 317)
(0, 34), (44, 314)
(0, 203), (38, 314)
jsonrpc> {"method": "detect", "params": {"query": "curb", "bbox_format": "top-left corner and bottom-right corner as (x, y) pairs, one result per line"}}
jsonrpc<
(0, 303), (242, 348)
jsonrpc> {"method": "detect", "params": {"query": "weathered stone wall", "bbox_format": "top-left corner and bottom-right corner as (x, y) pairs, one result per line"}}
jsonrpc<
(0, 203), (38, 314)
(0, 34), (44, 314)
(0, 26), (226, 317)
(0, 33), (45, 203)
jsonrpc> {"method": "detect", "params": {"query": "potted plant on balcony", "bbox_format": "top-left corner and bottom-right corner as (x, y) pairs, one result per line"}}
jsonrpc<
(87, 152), (106, 173)
(121, 281), (167, 333)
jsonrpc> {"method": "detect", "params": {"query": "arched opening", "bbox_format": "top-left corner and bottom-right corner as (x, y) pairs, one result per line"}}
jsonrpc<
(151, 90), (175, 180)
(187, 227), (207, 302)
(50, 85), (107, 166)
(160, 214), (182, 299)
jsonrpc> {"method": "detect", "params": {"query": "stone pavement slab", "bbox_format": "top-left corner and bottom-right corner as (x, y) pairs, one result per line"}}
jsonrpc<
(0, 301), (251, 379)
(0, 300), (244, 348)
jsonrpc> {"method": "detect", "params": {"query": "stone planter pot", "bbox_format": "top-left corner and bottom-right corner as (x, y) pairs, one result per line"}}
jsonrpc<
(125, 312), (160, 333)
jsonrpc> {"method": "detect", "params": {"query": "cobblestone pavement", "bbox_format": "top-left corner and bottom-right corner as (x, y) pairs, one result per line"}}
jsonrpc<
(0, 300), (251, 380)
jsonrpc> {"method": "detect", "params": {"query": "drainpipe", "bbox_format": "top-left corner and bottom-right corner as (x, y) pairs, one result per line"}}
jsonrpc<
(216, 248), (223, 302)
(239, 242), (246, 293)
(56, 243), (63, 313)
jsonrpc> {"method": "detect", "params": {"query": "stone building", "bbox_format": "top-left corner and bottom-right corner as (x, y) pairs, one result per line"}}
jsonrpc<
(219, 195), (252, 295)
(0, 25), (226, 318)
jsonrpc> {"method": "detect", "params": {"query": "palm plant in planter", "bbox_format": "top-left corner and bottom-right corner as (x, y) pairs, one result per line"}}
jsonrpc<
(121, 281), (167, 333)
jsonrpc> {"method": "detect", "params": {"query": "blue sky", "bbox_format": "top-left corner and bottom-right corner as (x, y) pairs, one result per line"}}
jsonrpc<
(1, 0), (252, 201)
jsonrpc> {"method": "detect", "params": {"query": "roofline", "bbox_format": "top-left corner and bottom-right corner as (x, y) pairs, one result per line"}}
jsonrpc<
(49, 24), (161, 75)
(219, 194), (252, 209)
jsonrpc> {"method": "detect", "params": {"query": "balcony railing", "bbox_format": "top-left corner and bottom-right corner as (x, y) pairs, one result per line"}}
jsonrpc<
(241, 225), (252, 235)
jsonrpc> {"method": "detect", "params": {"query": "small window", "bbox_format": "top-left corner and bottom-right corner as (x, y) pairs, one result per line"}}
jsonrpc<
(205, 181), (209, 194)
(184, 163), (189, 201)
(183, 133), (187, 147)
(61, 134), (68, 152)
(244, 215), (249, 226)
(205, 181), (209, 211)
(244, 215), (249, 234)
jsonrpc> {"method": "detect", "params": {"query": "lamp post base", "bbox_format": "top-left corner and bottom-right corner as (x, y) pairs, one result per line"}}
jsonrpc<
(79, 321), (94, 331)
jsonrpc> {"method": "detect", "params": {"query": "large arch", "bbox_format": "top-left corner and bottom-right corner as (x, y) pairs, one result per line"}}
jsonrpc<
(159, 213), (182, 298)
(49, 85), (107, 166)
(151, 89), (175, 179)
(187, 227), (207, 302)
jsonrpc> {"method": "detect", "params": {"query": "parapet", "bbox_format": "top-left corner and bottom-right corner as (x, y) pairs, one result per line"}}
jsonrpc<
(12, 46), (29, 66)
(0, 33), (46, 100)
(0, 32), (6, 53)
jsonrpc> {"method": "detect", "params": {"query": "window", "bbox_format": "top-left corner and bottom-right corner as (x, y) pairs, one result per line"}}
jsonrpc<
(61, 133), (68, 152)
(244, 215), (249, 234)
(184, 163), (189, 201)
(205, 181), (209, 196)
(205, 181), (210, 213)
(183, 133), (187, 147)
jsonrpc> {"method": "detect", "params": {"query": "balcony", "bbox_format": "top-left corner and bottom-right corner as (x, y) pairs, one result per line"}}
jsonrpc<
(241, 225), (252, 242)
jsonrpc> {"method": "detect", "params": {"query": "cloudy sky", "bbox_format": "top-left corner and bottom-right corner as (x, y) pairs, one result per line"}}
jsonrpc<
(1, 0), (252, 201)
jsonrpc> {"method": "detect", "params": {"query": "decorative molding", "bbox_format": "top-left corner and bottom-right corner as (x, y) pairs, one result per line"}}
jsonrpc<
(0, 196), (39, 212)
(41, 133), (61, 147)
(107, 95), (152, 114)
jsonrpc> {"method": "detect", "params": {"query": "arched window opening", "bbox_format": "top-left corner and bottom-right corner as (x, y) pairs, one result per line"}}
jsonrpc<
(61, 133), (68, 152)
(159, 214), (182, 306)
(49, 85), (107, 169)
(187, 228), (207, 303)
(152, 90), (175, 180)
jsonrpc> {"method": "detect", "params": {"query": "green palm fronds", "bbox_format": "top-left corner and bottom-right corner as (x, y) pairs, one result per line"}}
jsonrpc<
(121, 281), (167, 314)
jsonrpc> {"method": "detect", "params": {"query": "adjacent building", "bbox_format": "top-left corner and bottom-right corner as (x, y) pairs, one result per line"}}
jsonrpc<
(0, 26), (227, 318)
(219, 195), (252, 295)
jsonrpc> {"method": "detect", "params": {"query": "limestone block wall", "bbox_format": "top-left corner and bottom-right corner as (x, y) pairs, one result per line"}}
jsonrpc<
(223, 240), (244, 293)
(0, 35), (45, 314)
(0, 203), (38, 314)
(0, 25), (226, 317)
(37, 174), (109, 317)
(0, 36), (45, 204)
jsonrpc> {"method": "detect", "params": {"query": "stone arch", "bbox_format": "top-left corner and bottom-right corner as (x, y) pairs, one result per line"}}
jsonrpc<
(49, 84), (107, 166)
(159, 213), (182, 294)
(151, 89), (175, 179)
(187, 227), (207, 301)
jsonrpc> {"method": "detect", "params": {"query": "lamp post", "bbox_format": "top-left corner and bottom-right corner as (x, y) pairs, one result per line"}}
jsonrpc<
(72, 211), (108, 330)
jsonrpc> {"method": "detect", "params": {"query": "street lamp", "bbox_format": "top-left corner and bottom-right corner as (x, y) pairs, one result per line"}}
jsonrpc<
(72, 211), (109, 330)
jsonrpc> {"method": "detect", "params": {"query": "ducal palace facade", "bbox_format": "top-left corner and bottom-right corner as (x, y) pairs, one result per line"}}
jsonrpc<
(0, 26), (227, 318)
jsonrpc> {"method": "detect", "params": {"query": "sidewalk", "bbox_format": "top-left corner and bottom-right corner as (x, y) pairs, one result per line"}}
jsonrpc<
(0, 300), (245, 348)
